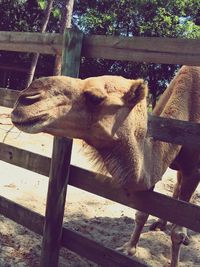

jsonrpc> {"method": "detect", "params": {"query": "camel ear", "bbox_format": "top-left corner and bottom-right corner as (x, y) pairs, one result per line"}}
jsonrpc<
(84, 88), (107, 105)
(123, 79), (148, 108)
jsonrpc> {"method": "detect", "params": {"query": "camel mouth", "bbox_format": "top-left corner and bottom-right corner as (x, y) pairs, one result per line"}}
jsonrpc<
(12, 114), (48, 129)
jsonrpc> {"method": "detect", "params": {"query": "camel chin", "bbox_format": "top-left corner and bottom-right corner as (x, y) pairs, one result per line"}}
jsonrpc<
(11, 113), (48, 134)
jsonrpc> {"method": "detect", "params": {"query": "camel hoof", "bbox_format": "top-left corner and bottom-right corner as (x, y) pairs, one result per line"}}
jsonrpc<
(116, 242), (137, 256)
(172, 228), (190, 246)
(149, 220), (167, 231)
(182, 234), (190, 246)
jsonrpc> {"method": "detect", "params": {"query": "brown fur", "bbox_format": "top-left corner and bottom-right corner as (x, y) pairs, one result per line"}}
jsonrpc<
(11, 66), (200, 267)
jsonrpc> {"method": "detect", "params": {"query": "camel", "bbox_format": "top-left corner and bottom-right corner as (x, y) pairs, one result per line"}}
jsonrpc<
(11, 65), (200, 267)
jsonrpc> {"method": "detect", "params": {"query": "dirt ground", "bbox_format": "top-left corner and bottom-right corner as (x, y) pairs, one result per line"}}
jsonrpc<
(0, 107), (200, 267)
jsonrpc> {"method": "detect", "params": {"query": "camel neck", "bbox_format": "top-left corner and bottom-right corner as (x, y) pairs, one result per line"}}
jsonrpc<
(97, 123), (181, 192)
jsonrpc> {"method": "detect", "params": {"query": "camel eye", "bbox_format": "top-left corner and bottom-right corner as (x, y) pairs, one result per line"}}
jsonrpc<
(84, 90), (106, 105)
(18, 92), (41, 106)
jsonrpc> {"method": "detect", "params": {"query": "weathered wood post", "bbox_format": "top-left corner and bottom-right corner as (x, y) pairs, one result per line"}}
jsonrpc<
(40, 29), (83, 267)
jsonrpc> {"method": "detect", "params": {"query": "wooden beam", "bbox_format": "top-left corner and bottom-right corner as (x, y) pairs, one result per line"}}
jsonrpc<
(61, 29), (83, 77)
(62, 226), (147, 267)
(82, 35), (200, 65)
(69, 166), (200, 233)
(0, 31), (63, 55)
(0, 88), (19, 108)
(0, 64), (30, 73)
(0, 143), (200, 232)
(0, 143), (50, 176)
(0, 196), (147, 267)
(148, 115), (200, 147)
(1, 31), (200, 65)
(40, 30), (83, 267)
(40, 137), (72, 267)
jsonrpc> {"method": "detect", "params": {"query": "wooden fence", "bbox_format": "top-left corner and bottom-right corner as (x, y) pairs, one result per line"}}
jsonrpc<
(0, 29), (200, 267)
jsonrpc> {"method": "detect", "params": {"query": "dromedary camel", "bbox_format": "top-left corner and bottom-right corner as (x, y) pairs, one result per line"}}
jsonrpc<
(11, 65), (200, 267)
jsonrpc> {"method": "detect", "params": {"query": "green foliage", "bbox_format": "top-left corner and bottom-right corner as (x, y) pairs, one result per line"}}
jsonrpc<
(74, 0), (200, 105)
(38, 0), (47, 9)
(0, 0), (59, 89)
(37, 0), (61, 19)
(75, 0), (200, 37)
(0, 0), (199, 98)
(52, 7), (61, 19)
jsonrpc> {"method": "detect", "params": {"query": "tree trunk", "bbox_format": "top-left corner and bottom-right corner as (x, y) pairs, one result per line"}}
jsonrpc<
(151, 92), (157, 109)
(24, 0), (54, 88)
(53, 0), (75, 76)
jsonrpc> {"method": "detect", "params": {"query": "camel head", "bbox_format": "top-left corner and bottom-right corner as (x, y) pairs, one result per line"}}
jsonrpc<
(11, 75), (148, 148)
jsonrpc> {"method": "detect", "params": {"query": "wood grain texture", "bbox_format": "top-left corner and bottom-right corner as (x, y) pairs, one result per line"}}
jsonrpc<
(0, 31), (62, 54)
(0, 196), (147, 267)
(148, 115), (200, 147)
(0, 88), (19, 108)
(40, 138), (72, 267)
(0, 31), (200, 65)
(82, 35), (200, 65)
(0, 143), (200, 232)
(69, 166), (200, 233)
(40, 30), (83, 267)
(61, 29), (83, 77)
(0, 143), (50, 176)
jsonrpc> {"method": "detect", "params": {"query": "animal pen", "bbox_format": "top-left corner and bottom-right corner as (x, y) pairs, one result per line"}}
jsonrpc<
(0, 29), (200, 267)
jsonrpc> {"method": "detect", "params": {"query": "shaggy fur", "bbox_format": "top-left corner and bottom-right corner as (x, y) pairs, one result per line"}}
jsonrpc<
(11, 66), (200, 267)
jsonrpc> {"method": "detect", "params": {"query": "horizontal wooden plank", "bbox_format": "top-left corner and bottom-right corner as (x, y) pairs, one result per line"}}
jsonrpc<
(0, 31), (63, 55)
(69, 166), (200, 232)
(0, 64), (29, 73)
(83, 35), (200, 65)
(0, 88), (19, 108)
(0, 196), (146, 267)
(148, 115), (200, 147)
(62, 226), (146, 267)
(0, 143), (200, 232)
(1, 31), (200, 65)
(0, 143), (50, 176)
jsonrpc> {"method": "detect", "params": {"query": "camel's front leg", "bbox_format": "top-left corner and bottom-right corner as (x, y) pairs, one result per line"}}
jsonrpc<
(170, 225), (189, 267)
(170, 170), (199, 267)
(117, 211), (149, 255)
(150, 171), (182, 231)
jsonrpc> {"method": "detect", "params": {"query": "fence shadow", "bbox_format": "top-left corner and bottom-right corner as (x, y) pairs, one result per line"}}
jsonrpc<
(63, 213), (200, 267)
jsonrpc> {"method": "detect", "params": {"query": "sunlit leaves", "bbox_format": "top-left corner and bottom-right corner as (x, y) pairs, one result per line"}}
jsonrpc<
(52, 7), (61, 18)
(38, 0), (47, 9)
(75, 0), (200, 105)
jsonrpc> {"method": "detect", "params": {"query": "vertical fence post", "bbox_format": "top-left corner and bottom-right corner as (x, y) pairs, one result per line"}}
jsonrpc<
(40, 29), (83, 267)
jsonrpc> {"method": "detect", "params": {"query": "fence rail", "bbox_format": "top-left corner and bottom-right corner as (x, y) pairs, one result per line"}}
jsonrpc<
(0, 196), (146, 267)
(0, 31), (200, 65)
(0, 142), (200, 232)
(0, 31), (62, 55)
(0, 29), (200, 267)
(82, 35), (200, 65)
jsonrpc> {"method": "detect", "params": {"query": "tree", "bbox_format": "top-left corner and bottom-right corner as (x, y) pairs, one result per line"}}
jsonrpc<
(0, 0), (60, 89)
(74, 0), (200, 106)
(1, 0), (199, 101)
(53, 0), (75, 75)
(24, 0), (54, 88)
(0, 0), (75, 88)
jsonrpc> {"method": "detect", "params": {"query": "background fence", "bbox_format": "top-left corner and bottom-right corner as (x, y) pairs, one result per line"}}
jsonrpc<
(0, 29), (200, 267)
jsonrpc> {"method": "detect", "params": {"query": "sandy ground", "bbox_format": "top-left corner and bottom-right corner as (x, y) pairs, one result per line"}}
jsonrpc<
(0, 107), (200, 267)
